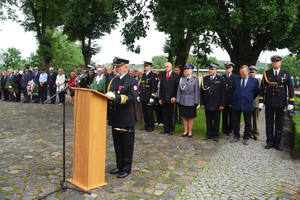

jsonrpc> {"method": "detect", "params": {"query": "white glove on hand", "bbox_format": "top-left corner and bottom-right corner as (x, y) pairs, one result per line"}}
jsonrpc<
(149, 98), (154, 103)
(288, 104), (294, 111)
(105, 91), (115, 99)
(258, 103), (264, 109)
(137, 96), (140, 102)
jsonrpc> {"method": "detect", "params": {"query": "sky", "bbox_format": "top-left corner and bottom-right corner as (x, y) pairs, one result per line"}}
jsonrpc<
(0, 19), (290, 65)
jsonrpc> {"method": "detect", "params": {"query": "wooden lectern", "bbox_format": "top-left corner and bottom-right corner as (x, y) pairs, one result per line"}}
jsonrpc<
(67, 88), (111, 191)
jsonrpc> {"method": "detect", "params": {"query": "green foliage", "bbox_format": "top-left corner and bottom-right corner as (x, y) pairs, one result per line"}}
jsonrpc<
(281, 55), (300, 78)
(0, 47), (23, 70)
(151, 55), (167, 69)
(291, 115), (300, 155)
(0, 0), (18, 22)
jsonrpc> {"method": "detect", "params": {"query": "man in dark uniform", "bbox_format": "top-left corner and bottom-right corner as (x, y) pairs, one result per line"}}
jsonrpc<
(259, 55), (294, 151)
(47, 67), (57, 104)
(12, 68), (22, 102)
(221, 62), (238, 136)
(105, 57), (138, 178)
(200, 63), (226, 142)
(138, 61), (158, 132)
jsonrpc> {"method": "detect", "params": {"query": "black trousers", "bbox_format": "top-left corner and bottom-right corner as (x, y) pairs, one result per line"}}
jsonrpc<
(112, 126), (135, 173)
(48, 84), (56, 103)
(162, 103), (175, 132)
(22, 87), (30, 102)
(205, 110), (221, 139)
(222, 105), (233, 134)
(141, 101), (154, 130)
(3, 88), (9, 100)
(265, 106), (285, 146)
(40, 84), (47, 103)
(232, 109), (252, 140)
(15, 85), (21, 102)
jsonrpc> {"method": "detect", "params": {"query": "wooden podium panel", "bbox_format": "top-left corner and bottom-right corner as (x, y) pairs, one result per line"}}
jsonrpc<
(67, 88), (111, 191)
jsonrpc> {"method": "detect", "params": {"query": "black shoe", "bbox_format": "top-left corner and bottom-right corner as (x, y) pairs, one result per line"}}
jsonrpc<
(274, 145), (282, 151)
(23, 101), (29, 103)
(213, 138), (219, 142)
(117, 172), (129, 178)
(159, 130), (168, 134)
(168, 131), (173, 135)
(140, 127), (147, 130)
(181, 132), (188, 137)
(230, 136), (239, 143)
(188, 135), (192, 138)
(203, 136), (212, 140)
(264, 144), (272, 149)
(227, 132), (232, 136)
(253, 136), (258, 140)
(147, 128), (153, 132)
(109, 168), (121, 174)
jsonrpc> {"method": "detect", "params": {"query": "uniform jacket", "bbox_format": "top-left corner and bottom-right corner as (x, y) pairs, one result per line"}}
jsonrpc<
(139, 71), (158, 101)
(21, 72), (32, 88)
(223, 73), (238, 106)
(32, 71), (41, 84)
(259, 69), (295, 107)
(200, 75), (226, 111)
(176, 76), (199, 106)
(107, 73), (138, 127)
(47, 71), (58, 86)
(159, 71), (180, 103)
(253, 78), (261, 108)
(232, 75), (259, 112)
(12, 73), (22, 87)
(1, 75), (7, 88)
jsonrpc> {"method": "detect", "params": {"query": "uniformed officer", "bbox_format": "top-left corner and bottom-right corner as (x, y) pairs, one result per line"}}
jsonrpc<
(259, 55), (295, 151)
(137, 61), (158, 132)
(105, 57), (138, 178)
(200, 63), (226, 142)
(222, 62), (238, 136)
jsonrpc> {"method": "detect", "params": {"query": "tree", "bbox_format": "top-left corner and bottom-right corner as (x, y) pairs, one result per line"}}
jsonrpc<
(281, 55), (300, 78)
(151, 55), (167, 69)
(0, 47), (22, 70)
(63, 0), (118, 66)
(0, 0), (18, 22)
(20, 0), (66, 71)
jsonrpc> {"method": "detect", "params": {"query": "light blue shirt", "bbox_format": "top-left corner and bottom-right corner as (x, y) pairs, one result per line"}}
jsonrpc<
(39, 73), (48, 83)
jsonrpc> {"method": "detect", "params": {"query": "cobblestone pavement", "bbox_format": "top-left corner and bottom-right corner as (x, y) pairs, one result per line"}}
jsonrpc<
(0, 97), (299, 200)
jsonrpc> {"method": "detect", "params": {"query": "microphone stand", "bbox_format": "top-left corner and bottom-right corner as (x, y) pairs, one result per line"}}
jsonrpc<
(38, 74), (90, 199)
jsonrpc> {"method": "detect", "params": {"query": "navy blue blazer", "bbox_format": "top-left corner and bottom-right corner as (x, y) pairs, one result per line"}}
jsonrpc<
(32, 71), (41, 84)
(47, 71), (57, 86)
(232, 75), (259, 112)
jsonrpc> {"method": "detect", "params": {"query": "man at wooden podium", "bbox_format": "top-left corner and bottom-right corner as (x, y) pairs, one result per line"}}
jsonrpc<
(105, 57), (138, 178)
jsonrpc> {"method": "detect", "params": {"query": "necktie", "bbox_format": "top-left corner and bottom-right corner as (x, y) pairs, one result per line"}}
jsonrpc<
(227, 74), (229, 78)
(166, 73), (169, 82)
(187, 77), (189, 82)
(210, 76), (213, 81)
(274, 71), (278, 79)
(242, 78), (245, 90)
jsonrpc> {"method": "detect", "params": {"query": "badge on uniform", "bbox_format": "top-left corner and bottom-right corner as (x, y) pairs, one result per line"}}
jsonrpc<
(133, 85), (138, 91)
(146, 78), (149, 83)
(215, 81), (220, 83)
(118, 86), (124, 90)
(155, 77), (157, 80)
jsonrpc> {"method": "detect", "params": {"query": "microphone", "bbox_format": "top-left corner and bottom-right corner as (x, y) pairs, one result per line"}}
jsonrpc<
(84, 65), (95, 73)
(75, 73), (87, 83)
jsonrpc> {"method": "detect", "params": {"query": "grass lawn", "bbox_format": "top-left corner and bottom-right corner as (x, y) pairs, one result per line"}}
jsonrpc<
(295, 94), (300, 110)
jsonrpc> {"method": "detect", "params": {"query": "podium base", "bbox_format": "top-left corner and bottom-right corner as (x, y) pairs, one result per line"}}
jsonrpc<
(67, 178), (108, 191)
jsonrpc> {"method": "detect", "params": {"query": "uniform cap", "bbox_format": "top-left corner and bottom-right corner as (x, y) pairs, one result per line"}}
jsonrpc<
(184, 63), (194, 70)
(112, 57), (129, 66)
(209, 62), (219, 69)
(249, 66), (258, 72)
(270, 55), (282, 61)
(224, 62), (235, 67)
(143, 61), (152, 66)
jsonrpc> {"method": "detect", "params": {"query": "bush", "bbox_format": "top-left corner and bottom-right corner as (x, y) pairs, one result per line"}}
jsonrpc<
(291, 115), (300, 154)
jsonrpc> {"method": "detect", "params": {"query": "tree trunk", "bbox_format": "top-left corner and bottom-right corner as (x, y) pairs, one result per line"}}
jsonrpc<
(174, 30), (193, 73)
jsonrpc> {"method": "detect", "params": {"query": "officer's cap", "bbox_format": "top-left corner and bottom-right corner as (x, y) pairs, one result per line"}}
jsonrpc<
(112, 57), (129, 66)
(143, 61), (152, 66)
(249, 66), (258, 73)
(224, 62), (235, 68)
(24, 66), (29, 70)
(270, 55), (282, 61)
(209, 62), (219, 69)
(184, 63), (194, 70)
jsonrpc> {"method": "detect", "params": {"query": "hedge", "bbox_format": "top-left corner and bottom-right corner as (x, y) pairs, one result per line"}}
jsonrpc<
(291, 114), (300, 154)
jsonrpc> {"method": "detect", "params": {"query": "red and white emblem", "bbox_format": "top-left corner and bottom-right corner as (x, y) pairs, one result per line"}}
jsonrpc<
(133, 85), (138, 91)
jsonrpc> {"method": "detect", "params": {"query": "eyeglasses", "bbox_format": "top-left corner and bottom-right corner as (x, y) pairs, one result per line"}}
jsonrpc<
(249, 72), (255, 73)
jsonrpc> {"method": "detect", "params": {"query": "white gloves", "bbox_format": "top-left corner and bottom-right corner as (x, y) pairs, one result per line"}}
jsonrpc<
(149, 98), (154, 103)
(258, 103), (264, 109)
(137, 96), (140, 102)
(288, 104), (294, 110)
(105, 91), (115, 99)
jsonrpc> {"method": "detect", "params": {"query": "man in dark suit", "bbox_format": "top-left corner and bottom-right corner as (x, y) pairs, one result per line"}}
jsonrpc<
(138, 61), (158, 132)
(200, 63), (226, 142)
(12, 68), (22, 102)
(259, 55), (295, 151)
(1, 71), (8, 101)
(159, 62), (180, 135)
(22, 66), (32, 103)
(6, 69), (14, 101)
(32, 66), (41, 103)
(221, 62), (238, 136)
(47, 67), (57, 104)
(230, 65), (259, 145)
(105, 57), (138, 178)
